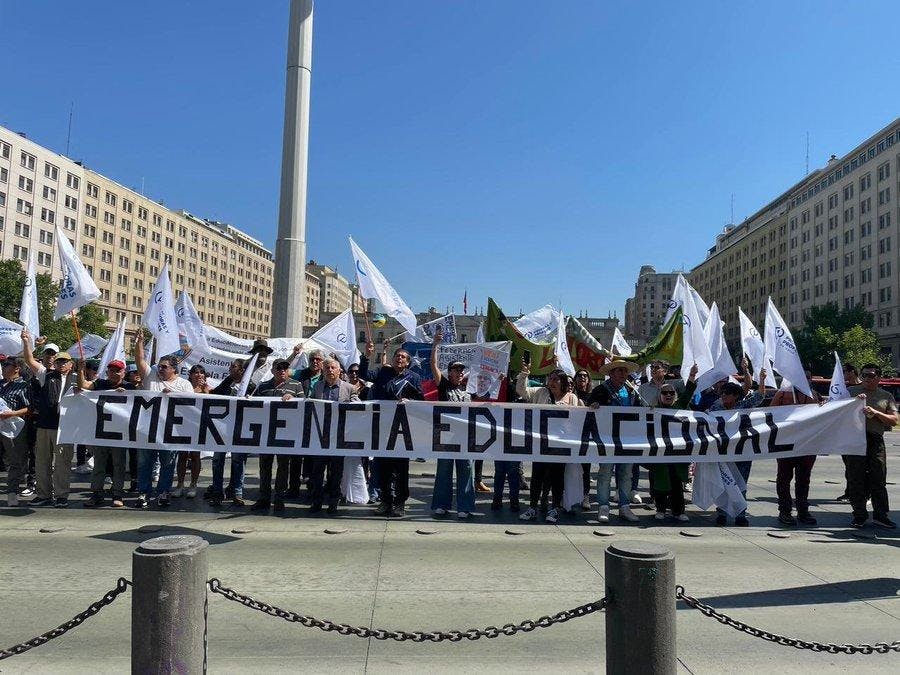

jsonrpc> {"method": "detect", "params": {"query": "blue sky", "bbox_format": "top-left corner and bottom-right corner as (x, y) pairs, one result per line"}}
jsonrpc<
(3, 1), (899, 319)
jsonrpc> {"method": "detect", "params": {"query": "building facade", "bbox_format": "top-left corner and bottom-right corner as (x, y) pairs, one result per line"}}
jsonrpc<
(691, 118), (900, 363)
(306, 260), (353, 315)
(0, 124), (274, 340)
(623, 265), (679, 343)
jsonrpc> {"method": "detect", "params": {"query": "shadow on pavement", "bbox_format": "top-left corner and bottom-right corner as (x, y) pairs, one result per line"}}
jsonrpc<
(680, 577), (900, 608)
(89, 524), (242, 545)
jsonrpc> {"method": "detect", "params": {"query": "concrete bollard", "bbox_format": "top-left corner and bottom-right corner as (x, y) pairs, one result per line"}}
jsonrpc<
(132, 535), (209, 674)
(604, 541), (676, 675)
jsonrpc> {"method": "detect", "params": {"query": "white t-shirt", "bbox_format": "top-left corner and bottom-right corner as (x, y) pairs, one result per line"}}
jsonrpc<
(142, 369), (194, 393)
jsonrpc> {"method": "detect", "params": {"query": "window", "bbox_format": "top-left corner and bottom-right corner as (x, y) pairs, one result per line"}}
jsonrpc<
(101, 231), (114, 244)
(880, 287), (892, 303)
(18, 176), (33, 192)
(105, 191), (117, 207)
(879, 212), (892, 230)
(878, 187), (891, 205)
(137, 206), (148, 220)
(0, 141), (10, 159)
(878, 161), (891, 182)
(82, 244), (94, 257)
(103, 211), (115, 225)
(0, 167), (6, 183)
(85, 203), (97, 218)
(121, 218), (131, 231)
(843, 184), (854, 201)
(20, 152), (35, 170)
(122, 199), (133, 214)
(879, 261), (892, 278)
(12, 245), (28, 260)
(99, 269), (111, 282)
(137, 224), (147, 237)
(879, 237), (892, 254)
(40, 207), (55, 224)
(101, 250), (112, 263)
(86, 183), (99, 198)
(134, 261), (145, 273)
(64, 194), (78, 210)
(14, 221), (30, 237)
(66, 173), (80, 189)
(39, 229), (53, 245)
(83, 223), (96, 237)
(42, 185), (57, 201)
(43, 163), (58, 180)
(860, 173), (872, 191)
(37, 251), (52, 267)
(16, 199), (32, 215)
(118, 255), (129, 268)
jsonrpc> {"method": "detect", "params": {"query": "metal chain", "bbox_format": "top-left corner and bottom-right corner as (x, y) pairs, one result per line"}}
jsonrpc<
(207, 578), (606, 641)
(0, 578), (132, 660)
(676, 585), (900, 655)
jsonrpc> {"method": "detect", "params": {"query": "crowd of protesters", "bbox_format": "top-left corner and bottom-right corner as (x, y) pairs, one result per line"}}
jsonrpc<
(0, 327), (895, 530)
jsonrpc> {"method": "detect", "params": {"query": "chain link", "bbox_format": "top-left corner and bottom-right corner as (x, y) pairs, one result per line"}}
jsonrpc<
(207, 578), (606, 641)
(0, 578), (132, 661)
(676, 585), (900, 655)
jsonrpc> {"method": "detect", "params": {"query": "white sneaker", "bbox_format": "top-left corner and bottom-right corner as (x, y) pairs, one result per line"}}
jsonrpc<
(676, 514), (689, 522)
(619, 505), (639, 522)
(87, 456), (94, 469)
(631, 493), (643, 505)
(186, 486), (197, 499)
(433, 507), (447, 516)
(104, 476), (113, 488)
(171, 486), (183, 498)
(598, 505), (610, 523)
(654, 512), (666, 521)
(545, 508), (559, 524)
(457, 511), (469, 519)
(684, 480), (693, 493)
(519, 507), (537, 521)
(7, 493), (18, 507)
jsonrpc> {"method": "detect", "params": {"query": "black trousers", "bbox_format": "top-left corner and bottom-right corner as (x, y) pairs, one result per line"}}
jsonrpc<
(308, 456), (344, 506)
(258, 454), (289, 502)
(847, 433), (889, 518)
(652, 466), (686, 516)
(377, 458), (409, 506)
(530, 462), (564, 509)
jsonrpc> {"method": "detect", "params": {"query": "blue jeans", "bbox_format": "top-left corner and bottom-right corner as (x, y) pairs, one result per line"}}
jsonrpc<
(597, 464), (630, 508)
(211, 452), (247, 497)
(717, 461), (752, 519)
(493, 461), (521, 504)
(138, 449), (175, 496)
(431, 459), (475, 512)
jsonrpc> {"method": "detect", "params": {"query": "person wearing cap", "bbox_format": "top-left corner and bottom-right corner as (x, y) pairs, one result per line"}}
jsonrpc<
(308, 357), (360, 515)
(21, 329), (78, 508)
(251, 358), (305, 513)
(588, 359), (643, 524)
(708, 366), (768, 526)
(133, 331), (194, 509)
(429, 326), (476, 519)
(1, 357), (32, 507)
(77, 359), (134, 508)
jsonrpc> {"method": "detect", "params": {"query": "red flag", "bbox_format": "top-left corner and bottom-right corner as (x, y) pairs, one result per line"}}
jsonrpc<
(463, 289), (468, 314)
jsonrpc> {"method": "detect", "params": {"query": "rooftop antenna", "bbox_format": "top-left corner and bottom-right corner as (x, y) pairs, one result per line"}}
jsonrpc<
(140, 177), (145, 196)
(65, 101), (74, 156)
(805, 132), (810, 175)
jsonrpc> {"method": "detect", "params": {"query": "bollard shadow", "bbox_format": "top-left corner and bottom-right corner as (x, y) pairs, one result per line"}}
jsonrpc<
(806, 527), (900, 548)
(679, 577), (900, 609)
(89, 525), (242, 546)
(0, 507), (36, 517)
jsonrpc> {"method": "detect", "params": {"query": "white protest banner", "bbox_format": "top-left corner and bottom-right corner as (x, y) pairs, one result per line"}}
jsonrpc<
(204, 324), (253, 353)
(764, 297), (812, 398)
(98, 318), (127, 374)
(349, 237), (417, 335)
(54, 225), (100, 319)
(0, 316), (24, 356)
(738, 307), (777, 388)
(177, 346), (240, 384)
(60, 392), (865, 463)
(66, 333), (108, 359)
(310, 310), (360, 369)
(433, 341), (512, 398)
(19, 248), (40, 338)
(829, 352), (851, 401)
(409, 313), (457, 344)
(176, 291), (210, 354)
(514, 304), (559, 343)
(555, 312), (576, 376)
(142, 262), (180, 358)
(610, 327), (632, 356)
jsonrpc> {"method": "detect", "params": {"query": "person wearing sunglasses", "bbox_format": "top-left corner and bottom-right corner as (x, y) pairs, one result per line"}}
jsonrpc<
(847, 364), (897, 529)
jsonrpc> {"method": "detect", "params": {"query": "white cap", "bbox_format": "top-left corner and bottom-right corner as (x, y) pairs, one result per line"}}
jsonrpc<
(42, 343), (61, 354)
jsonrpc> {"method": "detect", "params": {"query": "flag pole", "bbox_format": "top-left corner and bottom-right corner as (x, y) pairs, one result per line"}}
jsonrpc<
(69, 310), (85, 361)
(362, 306), (373, 344)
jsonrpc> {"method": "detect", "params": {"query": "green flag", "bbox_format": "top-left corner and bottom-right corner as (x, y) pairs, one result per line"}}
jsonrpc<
(486, 297), (557, 375)
(622, 308), (684, 367)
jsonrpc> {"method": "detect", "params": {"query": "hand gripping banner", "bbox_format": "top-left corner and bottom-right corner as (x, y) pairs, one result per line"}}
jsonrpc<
(58, 393), (865, 463)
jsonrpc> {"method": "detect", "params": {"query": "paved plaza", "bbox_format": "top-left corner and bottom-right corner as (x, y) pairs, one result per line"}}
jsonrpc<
(1, 440), (899, 673)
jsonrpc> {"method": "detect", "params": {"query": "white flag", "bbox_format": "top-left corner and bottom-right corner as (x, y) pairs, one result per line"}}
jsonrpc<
(142, 262), (180, 358)
(665, 275), (714, 377)
(409, 313), (457, 344)
(738, 307), (777, 388)
(98, 318), (127, 374)
(309, 309), (360, 370)
(475, 321), (485, 344)
(764, 297), (812, 398)
(829, 352), (851, 401)
(349, 237), (418, 336)
(53, 226), (100, 319)
(175, 291), (210, 353)
(696, 303), (736, 391)
(610, 326), (632, 356)
(690, 285), (711, 329)
(66, 333), (108, 359)
(236, 353), (258, 397)
(19, 248), (40, 338)
(0, 316), (24, 357)
(555, 312), (576, 376)
(514, 304), (560, 343)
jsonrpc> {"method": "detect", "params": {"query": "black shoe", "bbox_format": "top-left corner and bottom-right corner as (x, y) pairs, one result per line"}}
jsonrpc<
(134, 494), (149, 509)
(54, 498), (69, 508)
(835, 493), (850, 501)
(391, 504), (405, 518)
(872, 515), (897, 529)
(850, 515), (867, 528)
(30, 497), (54, 507)
(490, 499), (502, 511)
(210, 496), (223, 508)
(375, 503), (390, 516)
(84, 494), (105, 508)
(203, 485), (215, 499)
(715, 514), (727, 526)
(250, 499), (270, 512)
(309, 503), (323, 514)
(273, 499), (286, 513)
(510, 501), (521, 513)
(327, 503), (338, 515)
(797, 513), (817, 526)
(156, 495), (170, 508)
(778, 512), (797, 526)
(734, 516), (750, 527)
(224, 485), (235, 500)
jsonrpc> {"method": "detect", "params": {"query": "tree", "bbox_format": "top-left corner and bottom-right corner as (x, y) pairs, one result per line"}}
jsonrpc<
(0, 259), (109, 352)
(837, 325), (894, 376)
(795, 302), (884, 373)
